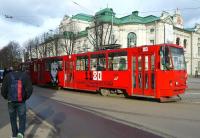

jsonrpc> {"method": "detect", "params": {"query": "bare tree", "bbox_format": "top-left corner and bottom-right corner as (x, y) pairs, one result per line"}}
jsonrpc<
(0, 41), (22, 68)
(24, 39), (34, 60)
(37, 33), (48, 58)
(62, 31), (76, 55)
(48, 35), (59, 56)
(33, 37), (40, 59)
(38, 29), (61, 57)
(88, 16), (118, 51)
(61, 19), (78, 55)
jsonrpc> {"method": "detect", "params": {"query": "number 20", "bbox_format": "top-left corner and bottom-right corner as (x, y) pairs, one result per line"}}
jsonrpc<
(93, 71), (102, 81)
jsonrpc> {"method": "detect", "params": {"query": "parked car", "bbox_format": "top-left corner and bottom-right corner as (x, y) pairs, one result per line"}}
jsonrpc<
(0, 70), (4, 83)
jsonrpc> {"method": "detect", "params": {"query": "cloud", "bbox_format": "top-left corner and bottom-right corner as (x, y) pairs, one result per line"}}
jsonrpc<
(0, 0), (200, 49)
(0, 0), (68, 26)
(0, 16), (61, 48)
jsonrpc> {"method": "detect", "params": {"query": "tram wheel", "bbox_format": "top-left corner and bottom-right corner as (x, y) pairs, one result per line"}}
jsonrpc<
(100, 89), (110, 96)
(123, 91), (130, 98)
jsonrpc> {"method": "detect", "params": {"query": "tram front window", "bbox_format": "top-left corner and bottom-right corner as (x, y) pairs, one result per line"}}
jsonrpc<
(170, 47), (186, 70)
(160, 46), (186, 70)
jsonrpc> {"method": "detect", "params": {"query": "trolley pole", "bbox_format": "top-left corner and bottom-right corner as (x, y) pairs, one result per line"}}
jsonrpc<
(164, 23), (166, 44)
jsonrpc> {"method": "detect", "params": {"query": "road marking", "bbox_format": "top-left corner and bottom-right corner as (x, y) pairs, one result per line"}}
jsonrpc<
(185, 92), (200, 95)
(193, 101), (200, 104)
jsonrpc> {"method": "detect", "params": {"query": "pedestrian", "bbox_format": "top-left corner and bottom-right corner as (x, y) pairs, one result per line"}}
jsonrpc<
(195, 69), (198, 78)
(3, 67), (8, 79)
(1, 66), (33, 138)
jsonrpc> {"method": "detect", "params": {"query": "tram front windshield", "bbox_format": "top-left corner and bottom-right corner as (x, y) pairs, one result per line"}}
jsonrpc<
(160, 46), (186, 70)
(170, 47), (186, 70)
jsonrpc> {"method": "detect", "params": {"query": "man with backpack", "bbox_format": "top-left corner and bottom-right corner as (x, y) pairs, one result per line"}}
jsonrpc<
(1, 66), (33, 138)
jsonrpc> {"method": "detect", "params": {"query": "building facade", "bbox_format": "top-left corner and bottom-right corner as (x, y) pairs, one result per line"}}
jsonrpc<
(37, 8), (200, 76)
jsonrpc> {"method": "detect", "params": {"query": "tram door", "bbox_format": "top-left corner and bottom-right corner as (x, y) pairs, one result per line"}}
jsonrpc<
(143, 54), (155, 96)
(65, 57), (74, 88)
(132, 53), (155, 96)
(37, 61), (45, 84)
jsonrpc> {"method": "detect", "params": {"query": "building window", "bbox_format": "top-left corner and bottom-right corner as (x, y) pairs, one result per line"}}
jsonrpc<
(198, 47), (200, 56)
(176, 37), (180, 45)
(183, 39), (187, 48)
(150, 28), (154, 33)
(127, 32), (137, 47)
(150, 40), (154, 45)
(198, 38), (200, 47)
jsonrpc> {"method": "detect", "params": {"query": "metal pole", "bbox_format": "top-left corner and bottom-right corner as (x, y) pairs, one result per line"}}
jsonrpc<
(191, 32), (193, 75)
(111, 13), (113, 44)
(164, 23), (165, 44)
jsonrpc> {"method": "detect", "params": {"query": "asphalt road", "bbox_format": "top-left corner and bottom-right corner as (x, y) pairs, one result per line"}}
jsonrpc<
(27, 93), (162, 138)
(26, 76), (200, 138)
(2, 77), (200, 138)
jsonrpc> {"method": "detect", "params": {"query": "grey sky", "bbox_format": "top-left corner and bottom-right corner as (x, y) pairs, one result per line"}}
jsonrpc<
(0, 0), (200, 49)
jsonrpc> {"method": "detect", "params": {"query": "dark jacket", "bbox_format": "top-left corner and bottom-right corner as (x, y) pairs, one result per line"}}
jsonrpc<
(1, 71), (33, 102)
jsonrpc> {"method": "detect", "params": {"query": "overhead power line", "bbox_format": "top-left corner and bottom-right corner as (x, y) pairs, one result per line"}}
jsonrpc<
(72, 1), (94, 13)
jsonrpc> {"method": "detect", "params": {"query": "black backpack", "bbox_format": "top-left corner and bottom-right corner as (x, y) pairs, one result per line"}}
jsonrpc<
(8, 73), (25, 102)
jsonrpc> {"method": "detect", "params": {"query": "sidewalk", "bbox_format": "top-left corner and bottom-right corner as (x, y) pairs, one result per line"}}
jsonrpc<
(0, 91), (57, 138)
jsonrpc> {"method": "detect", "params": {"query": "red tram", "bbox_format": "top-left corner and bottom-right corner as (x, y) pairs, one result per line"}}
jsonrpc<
(24, 44), (187, 101)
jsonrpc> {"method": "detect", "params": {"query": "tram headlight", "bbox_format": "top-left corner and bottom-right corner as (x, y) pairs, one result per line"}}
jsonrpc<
(175, 81), (179, 86)
(169, 81), (173, 87)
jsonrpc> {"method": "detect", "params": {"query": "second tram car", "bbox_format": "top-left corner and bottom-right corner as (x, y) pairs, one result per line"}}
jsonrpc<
(25, 44), (187, 101)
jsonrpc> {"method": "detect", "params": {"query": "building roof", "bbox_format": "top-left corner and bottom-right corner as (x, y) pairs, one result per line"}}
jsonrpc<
(64, 8), (161, 39)
(72, 13), (93, 22)
(184, 28), (195, 32)
(72, 8), (160, 25)
(119, 14), (160, 24)
(95, 8), (160, 25)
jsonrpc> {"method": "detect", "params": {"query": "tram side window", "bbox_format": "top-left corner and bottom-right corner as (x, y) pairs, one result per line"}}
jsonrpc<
(132, 57), (136, 88)
(45, 62), (50, 71)
(138, 56), (142, 88)
(38, 64), (40, 71)
(76, 56), (88, 71)
(138, 56), (142, 71)
(34, 63), (37, 72)
(145, 56), (148, 70)
(90, 54), (106, 71)
(108, 51), (128, 71)
(151, 55), (155, 89)
(151, 55), (155, 70)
